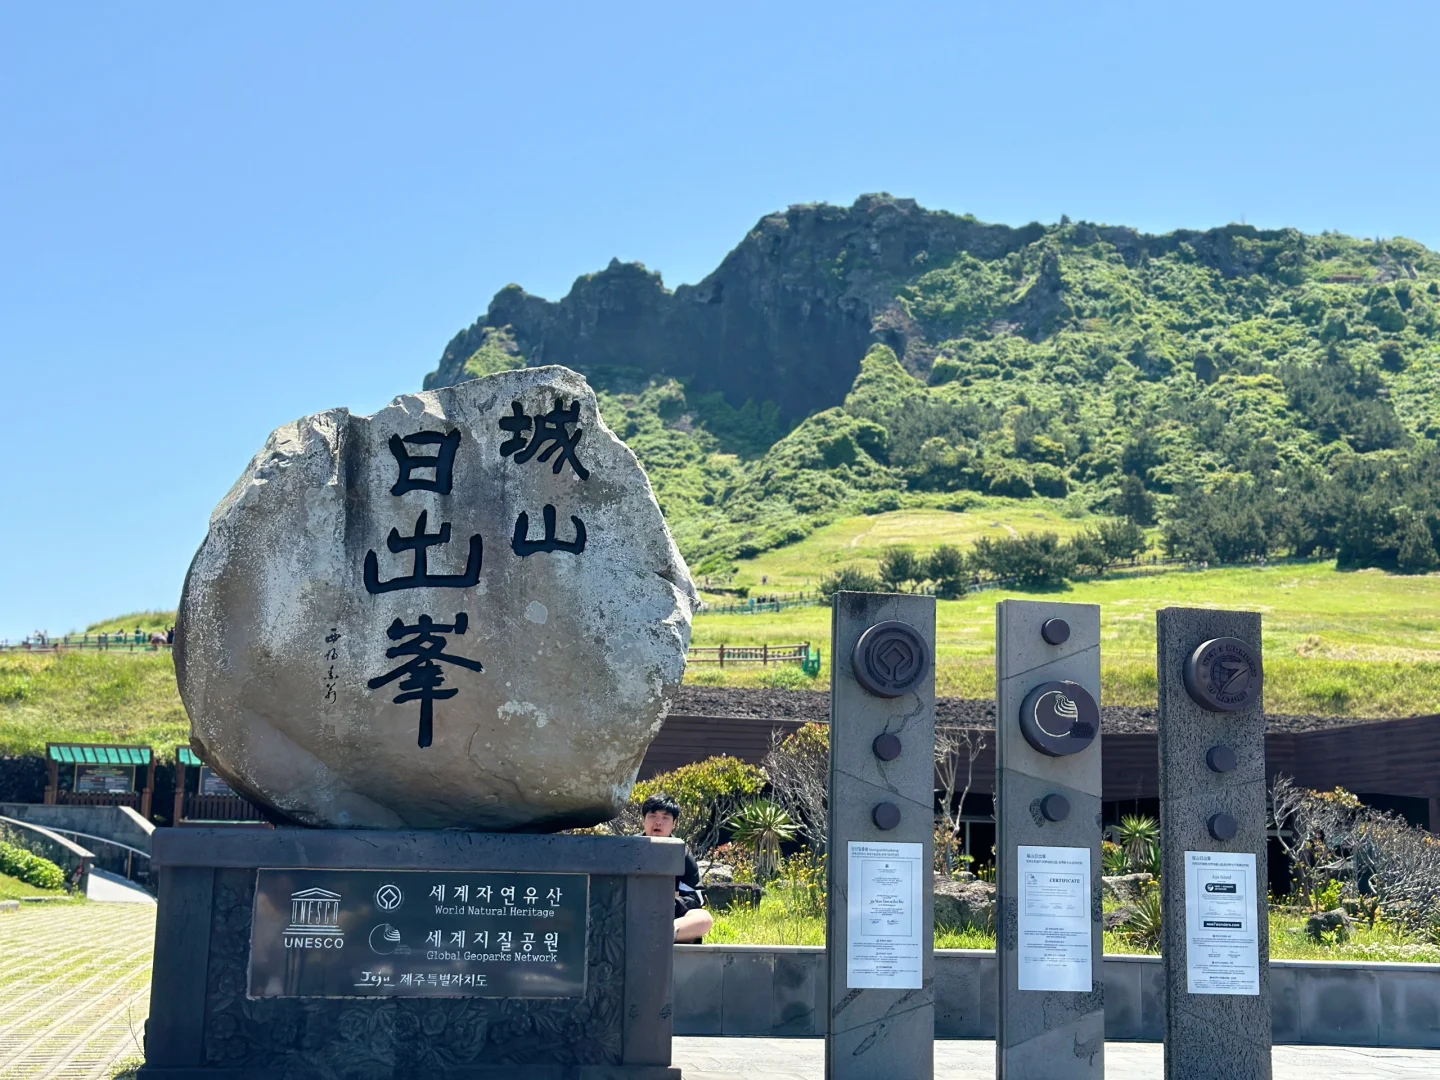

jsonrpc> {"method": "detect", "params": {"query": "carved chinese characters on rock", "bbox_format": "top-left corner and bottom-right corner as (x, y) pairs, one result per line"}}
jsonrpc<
(360, 399), (593, 748)
(176, 366), (697, 830)
(500, 398), (590, 557)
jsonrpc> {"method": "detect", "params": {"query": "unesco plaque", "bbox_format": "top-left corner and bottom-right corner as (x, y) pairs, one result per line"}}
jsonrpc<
(247, 868), (589, 999)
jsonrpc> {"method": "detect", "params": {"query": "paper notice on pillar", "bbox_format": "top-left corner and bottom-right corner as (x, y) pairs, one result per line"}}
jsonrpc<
(846, 841), (924, 989)
(1184, 850), (1260, 995)
(1016, 845), (1092, 992)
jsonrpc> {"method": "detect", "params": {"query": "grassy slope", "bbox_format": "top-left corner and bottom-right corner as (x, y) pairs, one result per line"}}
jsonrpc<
(691, 557), (1440, 716)
(3, 535), (1437, 758)
(704, 500), (1095, 595)
(0, 652), (189, 757)
(0, 872), (64, 900)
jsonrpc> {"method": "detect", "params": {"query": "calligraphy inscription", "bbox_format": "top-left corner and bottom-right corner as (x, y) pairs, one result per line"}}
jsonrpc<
(359, 399), (593, 748)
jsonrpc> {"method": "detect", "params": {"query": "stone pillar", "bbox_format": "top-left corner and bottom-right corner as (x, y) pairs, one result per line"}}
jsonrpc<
(995, 599), (1104, 1079)
(825, 592), (936, 1080)
(1157, 608), (1271, 1080)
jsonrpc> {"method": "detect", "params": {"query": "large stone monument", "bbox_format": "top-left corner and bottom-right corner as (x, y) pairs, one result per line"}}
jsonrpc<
(141, 366), (696, 1079)
(176, 364), (695, 831)
(994, 600), (1104, 1079)
(1157, 607), (1271, 1080)
(824, 592), (936, 1080)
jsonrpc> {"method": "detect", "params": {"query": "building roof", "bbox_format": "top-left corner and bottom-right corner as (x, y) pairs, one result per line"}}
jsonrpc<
(47, 744), (152, 765)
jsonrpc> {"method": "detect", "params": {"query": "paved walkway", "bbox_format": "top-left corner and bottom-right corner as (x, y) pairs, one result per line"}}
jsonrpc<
(4, 903), (1438, 1079)
(84, 869), (156, 905)
(673, 1037), (1440, 1078)
(0, 903), (153, 1080)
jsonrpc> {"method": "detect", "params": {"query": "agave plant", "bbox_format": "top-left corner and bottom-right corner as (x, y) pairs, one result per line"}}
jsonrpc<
(1123, 884), (1164, 953)
(1102, 840), (1130, 876)
(1116, 814), (1161, 875)
(728, 800), (798, 882)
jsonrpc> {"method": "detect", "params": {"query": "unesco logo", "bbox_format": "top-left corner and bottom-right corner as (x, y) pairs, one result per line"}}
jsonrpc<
(374, 884), (404, 911)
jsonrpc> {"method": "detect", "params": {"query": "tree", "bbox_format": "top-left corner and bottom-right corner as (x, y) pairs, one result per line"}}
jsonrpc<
(1110, 474), (1156, 526)
(925, 544), (968, 599)
(819, 565), (883, 603)
(934, 724), (987, 876)
(971, 532), (1077, 588)
(1096, 518), (1147, 564)
(1397, 516), (1439, 573)
(1069, 530), (1109, 577)
(762, 724), (830, 854)
(878, 546), (921, 592)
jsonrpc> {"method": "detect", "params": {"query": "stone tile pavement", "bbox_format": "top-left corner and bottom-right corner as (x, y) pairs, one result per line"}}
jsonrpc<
(673, 1037), (1440, 1078)
(4, 902), (1438, 1079)
(0, 903), (152, 1080)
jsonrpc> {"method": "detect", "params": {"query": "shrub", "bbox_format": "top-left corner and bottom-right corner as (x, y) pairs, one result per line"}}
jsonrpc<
(629, 756), (766, 862)
(1122, 881), (1164, 952)
(0, 841), (67, 890)
(756, 665), (814, 690)
(877, 546), (921, 592)
(819, 565), (883, 602)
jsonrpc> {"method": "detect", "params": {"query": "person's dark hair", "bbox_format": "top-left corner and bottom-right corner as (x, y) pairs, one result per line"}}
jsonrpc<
(641, 793), (681, 821)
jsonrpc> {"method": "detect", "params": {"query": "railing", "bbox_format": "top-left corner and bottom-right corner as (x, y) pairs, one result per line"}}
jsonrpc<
(0, 633), (171, 652)
(181, 793), (266, 823)
(45, 789), (154, 818)
(697, 591), (827, 615)
(34, 826), (152, 885)
(686, 642), (811, 667)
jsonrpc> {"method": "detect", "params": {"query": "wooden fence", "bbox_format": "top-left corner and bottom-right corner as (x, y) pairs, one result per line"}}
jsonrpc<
(686, 642), (810, 667)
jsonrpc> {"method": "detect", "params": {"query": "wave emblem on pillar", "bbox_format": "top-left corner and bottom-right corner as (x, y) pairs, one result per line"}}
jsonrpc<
(1018, 680), (1100, 757)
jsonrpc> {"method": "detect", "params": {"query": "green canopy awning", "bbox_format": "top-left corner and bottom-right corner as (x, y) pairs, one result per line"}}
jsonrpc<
(177, 747), (203, 767)
(47, 743), (152, 766)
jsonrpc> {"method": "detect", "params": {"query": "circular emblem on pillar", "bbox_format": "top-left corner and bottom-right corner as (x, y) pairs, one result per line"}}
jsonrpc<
(1018, 681), (1100, 757)
(1184, 637), (1263, 713)
(852, 621), (930, 698)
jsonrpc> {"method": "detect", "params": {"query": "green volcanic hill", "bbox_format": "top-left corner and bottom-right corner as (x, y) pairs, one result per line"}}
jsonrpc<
(429, 195), (1440, 577)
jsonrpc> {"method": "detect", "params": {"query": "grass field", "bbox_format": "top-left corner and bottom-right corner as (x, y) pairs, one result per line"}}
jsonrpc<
(0, 652), (189, 758)
(704, 501), (1095, 596)
(0, 872), (64, 901)
(3, 546), (1437, 758)
(707, 891), (1440, 962)
(691, 559), (1440, 716)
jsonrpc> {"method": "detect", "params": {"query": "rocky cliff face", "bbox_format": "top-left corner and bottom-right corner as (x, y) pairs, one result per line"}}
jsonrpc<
(424, 195), (1044, 420)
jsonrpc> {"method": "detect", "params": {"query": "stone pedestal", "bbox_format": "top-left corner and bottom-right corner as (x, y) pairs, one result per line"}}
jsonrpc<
(138, 828), (684, 1079)
(995, 600), (1104, 1079)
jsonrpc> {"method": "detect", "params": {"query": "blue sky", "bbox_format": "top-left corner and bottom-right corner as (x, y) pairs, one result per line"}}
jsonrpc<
(3, 1), (1438, 641)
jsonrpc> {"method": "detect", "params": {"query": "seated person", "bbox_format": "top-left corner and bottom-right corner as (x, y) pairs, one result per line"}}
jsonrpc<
(640, 793), (714, 943)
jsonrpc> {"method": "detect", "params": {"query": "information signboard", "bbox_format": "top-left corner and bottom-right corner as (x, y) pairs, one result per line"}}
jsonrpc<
(1184, 851), (1260, 995)
(845, 841), (924, 990)
(197, 766), (236, 797)
(248, 868), (589, 999)
(74, 764), (136, 794)
(1016, 845), (1092, 992)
